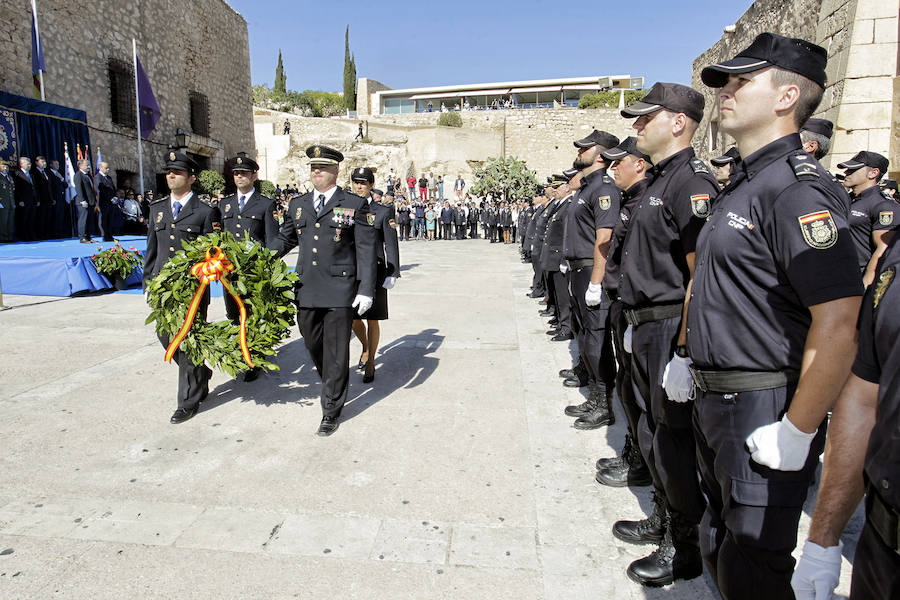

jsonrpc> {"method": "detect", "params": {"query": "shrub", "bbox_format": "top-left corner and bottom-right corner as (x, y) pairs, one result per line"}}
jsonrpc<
(438, 112), (463, 127)
(197, 169), (226, 196)
(258, 179), (277, 197)
(578, 89), (647, 109)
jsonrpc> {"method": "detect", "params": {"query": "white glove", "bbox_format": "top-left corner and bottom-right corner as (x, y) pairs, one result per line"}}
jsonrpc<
(746, 414), (816, 471)
(791, 539), (842, 600)
(662, 354), (694, 403)
(559, 263), (568, 274)
(623, 325), (633, 354)
(382, 276), (396, 290)
(144, 290), (150, 304)
(352, 294), (374, 315)
(585, 282), (603, 306)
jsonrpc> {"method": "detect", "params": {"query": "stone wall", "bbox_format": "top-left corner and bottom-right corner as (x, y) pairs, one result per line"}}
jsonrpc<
(0, 0), (254, 192)
(356, 78), (391, 117)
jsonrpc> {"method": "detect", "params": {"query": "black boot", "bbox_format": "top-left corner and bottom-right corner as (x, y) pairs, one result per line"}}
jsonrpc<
(573, 387), (614, 429)
(595, 437), (653, 487)
(561, 361), (589, 388)
(612, 492), (666, 545)
(626, 515), (702, 587)
(596, 433), (631, 471)
(564, 387), (597, 417)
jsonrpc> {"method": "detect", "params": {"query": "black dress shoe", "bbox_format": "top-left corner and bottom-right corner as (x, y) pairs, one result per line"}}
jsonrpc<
(527, 291), (543, 298)
(243, 367), (261, 382)
(80, 238), (92, 243)
(550, 332), (574, 342)
(546, 328), (561, 336)
(562, 376), (586, 388)
(596, 455), (625, 471)
(538, 308), (554, 316)
(317, 416), (339, 436)
(170, 406), (198, 424)
(559, 368), (575, 379)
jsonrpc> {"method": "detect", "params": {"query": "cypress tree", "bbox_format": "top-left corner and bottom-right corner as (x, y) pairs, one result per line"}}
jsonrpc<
(274, 49), (286, 93)
(343, 26), (355, 110)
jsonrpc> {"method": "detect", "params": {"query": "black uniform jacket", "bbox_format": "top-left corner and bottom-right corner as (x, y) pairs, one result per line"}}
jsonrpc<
(540, 195), (571, 272)
(370, 200), (401, 279)
(269, 187), (376, 309)
(220, 191), (279, 246)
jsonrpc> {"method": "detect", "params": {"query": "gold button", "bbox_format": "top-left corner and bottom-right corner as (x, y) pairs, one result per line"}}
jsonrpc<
(312, 260), (317, 266)
(315, 223), (320, 228)
(187, 228), (192, 232)
(170, 224), (174, 229)
(169, 246), (175, 251)
(312, 248), (317, 253)
(342, 271), (347, 276)
(314, 235), (318, 240)
(236, 224), (241, 228)
(237, 215), (242, 219)
(169, 235), (175, 240)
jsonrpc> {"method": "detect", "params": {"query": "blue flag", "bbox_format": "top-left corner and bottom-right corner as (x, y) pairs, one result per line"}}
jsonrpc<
(136, 57), (160, 139)
(31, 6), (45, 99)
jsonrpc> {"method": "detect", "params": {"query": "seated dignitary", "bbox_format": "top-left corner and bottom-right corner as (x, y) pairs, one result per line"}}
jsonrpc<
(269, 145), (376, 437)
(220, 152), (280, 382)
(143, 151), (222, 424)
(349, 167), (401, 384)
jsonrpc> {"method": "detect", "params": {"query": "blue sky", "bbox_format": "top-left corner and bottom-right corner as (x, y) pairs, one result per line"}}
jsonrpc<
(229, 0), (755, 92)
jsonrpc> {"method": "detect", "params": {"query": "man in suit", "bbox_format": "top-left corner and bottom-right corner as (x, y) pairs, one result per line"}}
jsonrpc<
(269, 145), (377, 436)
(74, 159), (97, 243)
(13, 157), (36, 241)
(454, 174), (465, 200)
(349, 167), (400, 384)
(219, 152), (279, 382)
(467, 201), (479, 239)
(47, 160), (69, 238)
(0, 161), (14, 242)
(143, 150), (222, 424)
(32, 156), (53, 239)
(96, 162), (116, 241)
(440, 202), (453, 240)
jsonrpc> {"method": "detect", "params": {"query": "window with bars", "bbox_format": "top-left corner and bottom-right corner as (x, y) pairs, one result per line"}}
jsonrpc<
(189, 92), (209, 137)
(108, 58), (136, 128)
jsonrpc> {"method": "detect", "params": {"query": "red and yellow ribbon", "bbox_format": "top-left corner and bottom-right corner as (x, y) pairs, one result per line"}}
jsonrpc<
(164, 246), (255, 368)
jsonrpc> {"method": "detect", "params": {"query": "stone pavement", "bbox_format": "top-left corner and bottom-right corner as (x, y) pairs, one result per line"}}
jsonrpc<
(0, 237), (859, 599)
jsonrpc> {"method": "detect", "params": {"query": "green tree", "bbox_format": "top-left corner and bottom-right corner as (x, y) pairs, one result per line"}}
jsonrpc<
(197, 169), (226, 196)
(578, 89), (647, 109)
(437, 112), (462, 127)
(343, 26), (355, 110)
(274, 50), (286, 94)
(258, 179), (277, 197)
(471, 156), (538, 202)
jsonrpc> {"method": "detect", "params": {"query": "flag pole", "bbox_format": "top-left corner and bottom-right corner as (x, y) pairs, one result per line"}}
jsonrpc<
(132, 38), (145, 197)
(31, 0), (45, 101)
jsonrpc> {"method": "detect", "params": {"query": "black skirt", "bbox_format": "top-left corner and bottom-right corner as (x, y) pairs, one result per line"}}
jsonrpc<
(357, 262), (389, 320)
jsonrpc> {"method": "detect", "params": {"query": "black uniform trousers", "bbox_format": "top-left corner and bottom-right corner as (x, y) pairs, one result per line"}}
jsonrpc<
(850, 511), (900, 600)
(98, 200), (114, 240)
(530, 249), (545, 294)
(692, 383), (826, 600)
(609, 300), (643, 447)
(630, 315), (705, 524)
(469, 222), (478, 239)
(16, 203), (35, 241)
(157, 303), (211, 411)
(547, 270), (570, 334)
(568, 266), (616, 389)
(297, 307), (353, 419)
(442, 222), (452, 239)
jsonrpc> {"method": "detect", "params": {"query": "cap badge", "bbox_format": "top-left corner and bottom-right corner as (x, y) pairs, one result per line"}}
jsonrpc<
(169, 152), (176, 161)
(313, 146), (322, 158)
(873, 267), (895, 310)
(798, 210), (837, 249)
(236, 157), (243, 164)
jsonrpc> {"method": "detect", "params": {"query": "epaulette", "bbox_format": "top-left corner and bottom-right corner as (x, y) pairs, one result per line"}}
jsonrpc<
(689, 158), (710, 175)
(602, 175), (614, 184)
(150, 195), (169, 204)
(788, 153), (820, 180)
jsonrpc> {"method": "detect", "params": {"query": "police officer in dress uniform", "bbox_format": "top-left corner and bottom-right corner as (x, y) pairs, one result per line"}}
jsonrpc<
(559, 130), (622, 430)
(269, 145), (376, 436)
(837, 151), (896, 286)
(710, 147), (741, 188)
(683, 33), (864, 599)
(527, 191), (551, 297)
(799, 117), (833, 161)
(220, 152), (280, 382)
(592, 137), (654, 488)
(611, 81), (719, 586)
(792, 234), (900, 599)
(349, 167), (400, 384)
(541, 171), (577, 341)
(143, 150), (222, 424)
(0, 161), (15, 242)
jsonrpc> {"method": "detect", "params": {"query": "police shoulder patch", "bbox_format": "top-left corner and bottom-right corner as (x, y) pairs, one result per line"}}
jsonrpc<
(788, 154), (820, 180)
(690, 194), (711, 218)
(798, 210), (838, 249)
(879, 211), (894, 226)
(598, 195), (611, 211)
(689, 158), (710, 175)
(873, 267), (895, 310)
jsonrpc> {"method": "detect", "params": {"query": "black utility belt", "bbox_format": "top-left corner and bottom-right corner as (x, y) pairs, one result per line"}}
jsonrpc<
(689, 366), (800, 394)
(623, 303), (682, 326)
(867, 485), (900, 554)
(567, 258), (593, 270)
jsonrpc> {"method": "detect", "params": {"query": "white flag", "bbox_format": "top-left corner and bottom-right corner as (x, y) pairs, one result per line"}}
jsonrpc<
(64, 147), (76, 204)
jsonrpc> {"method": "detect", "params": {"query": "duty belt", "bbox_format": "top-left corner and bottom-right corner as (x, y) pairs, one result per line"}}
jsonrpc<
(567, 258), (593, 270)
(689, 366), (800, 394)
(623, 303), (682, 326)
(868, 486), (900, 555)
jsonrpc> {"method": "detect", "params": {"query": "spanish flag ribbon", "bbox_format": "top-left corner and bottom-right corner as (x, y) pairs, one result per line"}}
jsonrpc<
(164, 246), (255, 368)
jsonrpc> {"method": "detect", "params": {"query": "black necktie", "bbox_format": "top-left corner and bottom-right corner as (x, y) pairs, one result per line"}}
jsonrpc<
(316, 194), (325, 216)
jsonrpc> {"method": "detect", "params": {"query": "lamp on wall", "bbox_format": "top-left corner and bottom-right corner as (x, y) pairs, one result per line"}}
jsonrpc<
(174, 128), (189, 150)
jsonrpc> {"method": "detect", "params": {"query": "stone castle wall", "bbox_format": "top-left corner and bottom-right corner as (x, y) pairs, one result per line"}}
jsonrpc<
(0, 0), (254, 192)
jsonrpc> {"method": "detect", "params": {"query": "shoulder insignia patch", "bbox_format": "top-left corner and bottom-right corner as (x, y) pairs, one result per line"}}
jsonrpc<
(873, 267), (895, 310)
(690, 194), (711, 218)
(367, 213), (375, 226)
(798, 210), (838, 249)
(689, 158), (710, 175)
(880, 211), (894, 226)
(789, 154), (820, 179)
(598, 196), (611, 211)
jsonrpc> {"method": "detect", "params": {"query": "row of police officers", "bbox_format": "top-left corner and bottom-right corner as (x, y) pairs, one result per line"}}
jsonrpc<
(517, 32), (898, 599)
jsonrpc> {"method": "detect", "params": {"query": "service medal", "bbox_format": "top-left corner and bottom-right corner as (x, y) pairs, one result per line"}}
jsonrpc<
(334, 228), (342, 242)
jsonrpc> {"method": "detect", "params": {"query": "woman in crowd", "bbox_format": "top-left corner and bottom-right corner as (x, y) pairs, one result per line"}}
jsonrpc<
(425, 203), (436, 240)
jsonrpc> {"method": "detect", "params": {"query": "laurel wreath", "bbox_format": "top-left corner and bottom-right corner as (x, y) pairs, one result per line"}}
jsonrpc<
(145, 231), (298, 376)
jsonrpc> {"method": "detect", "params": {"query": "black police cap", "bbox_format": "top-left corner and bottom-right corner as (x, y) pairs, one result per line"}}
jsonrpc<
(305, 144), (343, 165)
(710, 147), (741, 166)
(164, 150), (199, 174)
(350, 167), (375, 183)
(881, 179), (897, 192)
(621, 82), (705, 124)
(701, 32), (827, 89)
(550, 173), (568, 185)
(837, 151), (889, 174)
(372, 188), (384, 196)
(800, 118), (834, 139)
(601, 136), (652, 164)
(535, 185), (545, 195)
(562, 168), (579, 180)
(574, 130), (620, 150)
(230, 152), (259, 172)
